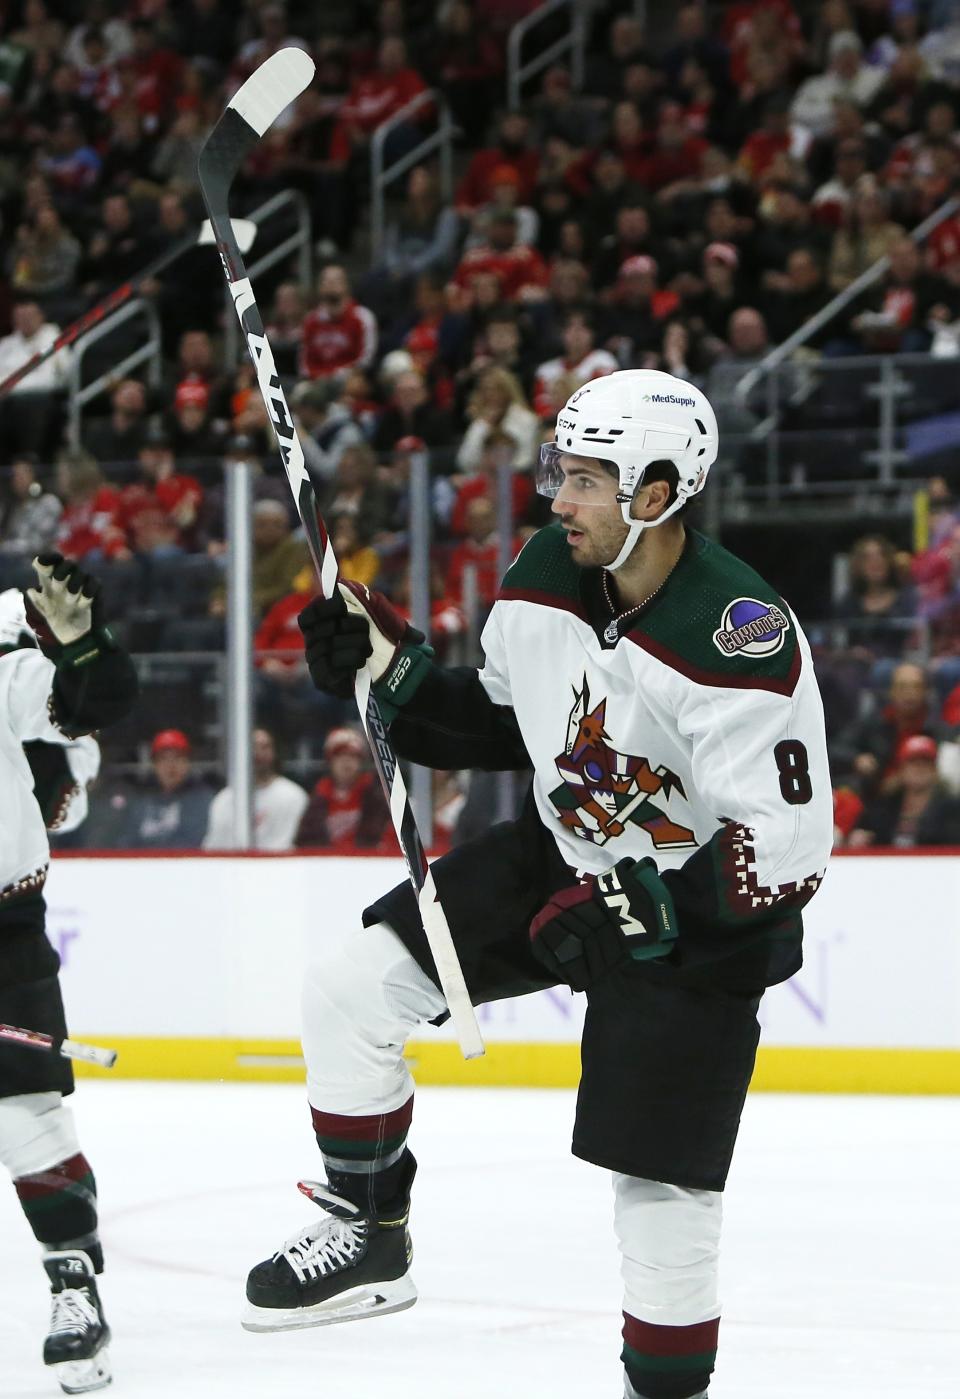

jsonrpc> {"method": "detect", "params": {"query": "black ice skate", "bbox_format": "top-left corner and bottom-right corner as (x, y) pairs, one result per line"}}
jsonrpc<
(243, 1173), (417, 1333)
(42, 1251), (111, 1394)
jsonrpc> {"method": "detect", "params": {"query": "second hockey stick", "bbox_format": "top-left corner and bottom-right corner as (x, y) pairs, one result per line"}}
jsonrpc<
(0, 1023), (117, 1068)
(0, 219), (257, 399)
(197, 49), (484, 1060)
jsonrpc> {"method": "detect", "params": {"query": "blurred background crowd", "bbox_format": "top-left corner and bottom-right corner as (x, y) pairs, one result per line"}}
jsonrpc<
(3, 0), (960, 853)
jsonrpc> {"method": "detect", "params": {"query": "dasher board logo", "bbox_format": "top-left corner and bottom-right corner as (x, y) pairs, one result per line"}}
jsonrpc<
(547, 676), (697, 850)
(713, 597), (790, 658)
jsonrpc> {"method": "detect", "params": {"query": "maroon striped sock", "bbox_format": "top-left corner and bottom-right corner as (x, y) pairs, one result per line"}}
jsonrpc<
(621, 1312), (719, 1399)
(311, 1098), (413, 1166)
(311, 1099), (414, 1212)
(14, 1152), (102, 1273)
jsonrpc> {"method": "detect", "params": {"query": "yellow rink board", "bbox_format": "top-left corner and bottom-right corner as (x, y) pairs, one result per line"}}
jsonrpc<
(72, 1039), (960, 1094)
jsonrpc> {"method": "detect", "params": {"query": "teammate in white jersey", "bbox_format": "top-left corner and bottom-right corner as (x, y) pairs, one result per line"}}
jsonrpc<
(244, 371), (833, 1399)
(0, 560), (137, 1394)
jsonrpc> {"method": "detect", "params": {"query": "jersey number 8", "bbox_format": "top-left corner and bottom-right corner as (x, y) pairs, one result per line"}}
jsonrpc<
(774, 740), (813, 805)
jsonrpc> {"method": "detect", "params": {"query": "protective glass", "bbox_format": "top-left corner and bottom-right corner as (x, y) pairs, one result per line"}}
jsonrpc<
(535, 442), (620, 506)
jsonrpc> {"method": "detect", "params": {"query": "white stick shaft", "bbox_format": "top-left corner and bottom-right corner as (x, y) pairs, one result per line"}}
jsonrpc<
(0, 1023), (117, 1068)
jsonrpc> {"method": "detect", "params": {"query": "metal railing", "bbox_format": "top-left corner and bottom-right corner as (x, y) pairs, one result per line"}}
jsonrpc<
(67, 298), (162, 449)
(370, 89), (457, 259)
(507, 0), (587, 109)
(735, 194), (960, 408)
(62, 191), (313, 447)
(713, 353), (960, 516)
(222, 190), (312, 369)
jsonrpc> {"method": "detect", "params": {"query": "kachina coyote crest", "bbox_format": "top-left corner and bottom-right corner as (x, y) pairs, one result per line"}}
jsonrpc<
(548, 677), (698, 849)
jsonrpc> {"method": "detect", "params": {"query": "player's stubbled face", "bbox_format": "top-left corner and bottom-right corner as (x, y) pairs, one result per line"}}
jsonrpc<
(550, 455), (629, 568)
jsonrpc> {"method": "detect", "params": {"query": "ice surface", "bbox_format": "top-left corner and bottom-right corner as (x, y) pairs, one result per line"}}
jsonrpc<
(2, 1083), (958, 1398)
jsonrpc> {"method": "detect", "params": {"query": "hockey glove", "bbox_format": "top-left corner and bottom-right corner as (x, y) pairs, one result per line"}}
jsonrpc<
(25, 553), (117, 668)
(529, 857), (678, 992)
(299, 580), (433, 714)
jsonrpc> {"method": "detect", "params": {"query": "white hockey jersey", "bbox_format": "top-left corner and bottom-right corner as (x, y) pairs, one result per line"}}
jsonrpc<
(1, 647), (100, 899)
(475, 526), (832, 975)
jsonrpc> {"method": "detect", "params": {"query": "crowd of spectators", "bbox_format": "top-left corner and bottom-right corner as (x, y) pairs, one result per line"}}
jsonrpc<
(5, 0), (960, 847)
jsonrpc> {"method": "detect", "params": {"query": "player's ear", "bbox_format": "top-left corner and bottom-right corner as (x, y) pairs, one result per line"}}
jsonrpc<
(629, 478), (672, 523)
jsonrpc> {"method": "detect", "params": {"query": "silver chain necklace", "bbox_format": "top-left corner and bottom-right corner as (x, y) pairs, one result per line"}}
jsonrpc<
(601, 558), (679, 644)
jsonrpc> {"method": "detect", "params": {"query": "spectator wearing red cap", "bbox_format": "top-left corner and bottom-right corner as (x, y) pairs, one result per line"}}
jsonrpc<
(532, 309), (617, 418)
(688, 242), (743, 341)
(110, 729), (213, 850)
(464, 162), (539, 251)
(456, 111), (539, 212)
(602, 256), (680, 366)
(295, 726), (389, 850)
(300, 265), (378, 382)
(166, 378), (225, 471)
(592, 201), (665, 294)
(848, 734), (960, 846)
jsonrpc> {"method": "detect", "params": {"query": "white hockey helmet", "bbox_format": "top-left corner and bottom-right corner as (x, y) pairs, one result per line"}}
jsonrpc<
(538, 369), (719, 570)
(0, 587), (37, 651)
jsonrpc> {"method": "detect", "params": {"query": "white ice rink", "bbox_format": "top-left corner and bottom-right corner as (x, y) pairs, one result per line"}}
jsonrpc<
(2, 1083), (959, 1399)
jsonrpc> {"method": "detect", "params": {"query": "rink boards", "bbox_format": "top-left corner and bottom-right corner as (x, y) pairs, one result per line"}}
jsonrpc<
(45, 850), (960, 1093)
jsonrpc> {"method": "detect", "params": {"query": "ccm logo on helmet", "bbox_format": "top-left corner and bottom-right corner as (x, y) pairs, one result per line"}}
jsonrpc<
(713, 598), (790, 657)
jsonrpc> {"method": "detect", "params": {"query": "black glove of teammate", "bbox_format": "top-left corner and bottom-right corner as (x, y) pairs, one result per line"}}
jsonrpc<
(529, 857), (678, 993)
(299, 580), (430, 703)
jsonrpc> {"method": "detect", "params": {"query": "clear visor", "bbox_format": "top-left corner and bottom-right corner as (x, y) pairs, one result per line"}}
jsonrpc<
(535, 442), (620, 506)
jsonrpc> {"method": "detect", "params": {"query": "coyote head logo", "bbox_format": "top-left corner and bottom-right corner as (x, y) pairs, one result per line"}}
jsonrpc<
(548, 677), (697, 849)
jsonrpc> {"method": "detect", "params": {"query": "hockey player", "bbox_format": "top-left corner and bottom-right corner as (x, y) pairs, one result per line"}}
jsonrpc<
(0, 559), (137, 1394)
(245, 371), (833, 1399)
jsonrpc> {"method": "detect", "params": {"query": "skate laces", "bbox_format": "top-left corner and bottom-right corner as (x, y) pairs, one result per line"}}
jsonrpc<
(49, 1287), (99, 1337)
(276, 1181), (369, 1284)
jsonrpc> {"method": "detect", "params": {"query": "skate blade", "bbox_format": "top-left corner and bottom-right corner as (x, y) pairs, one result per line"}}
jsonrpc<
(242, 1273), (417, 1333)
(50, 1349), (112, 1394)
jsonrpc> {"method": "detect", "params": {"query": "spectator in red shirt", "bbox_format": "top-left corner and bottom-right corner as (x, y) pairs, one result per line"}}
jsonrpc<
(532, 309), (618, 418)
(453, 211), (549, 304)
(737, 93), (793, 185)
(255, 569), (315, 675)
(53, 450), (124, 560)
(448, 495), (521, 610)
(329, 37), (429, 166)
(115, 425), (203, 556)
(300, 265), (378, 381)
(295, 726), (389, 850)
(456, 110), (539, 211)
(637, 100), (708, 192)
(425, 0), (503, 146)
(127, 18), (184, 128)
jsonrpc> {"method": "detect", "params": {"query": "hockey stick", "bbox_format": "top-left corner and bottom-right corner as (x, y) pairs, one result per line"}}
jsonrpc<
(0, 219), (257, 399)
(0, 1023), (117, 1068)
(197, 50), (484, 1060)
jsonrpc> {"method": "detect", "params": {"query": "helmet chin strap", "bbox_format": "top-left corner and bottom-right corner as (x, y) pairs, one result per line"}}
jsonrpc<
(605, 517), (646, 571)
(605, 491), (682, 571)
